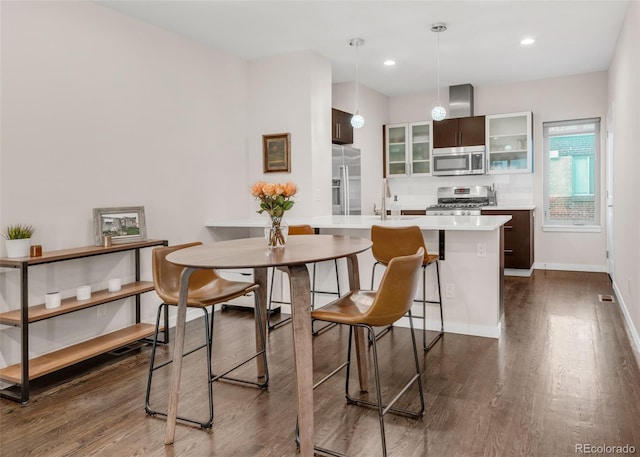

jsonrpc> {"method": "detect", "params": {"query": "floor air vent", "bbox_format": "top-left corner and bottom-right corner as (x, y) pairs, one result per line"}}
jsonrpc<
(598, 294), (616, 303)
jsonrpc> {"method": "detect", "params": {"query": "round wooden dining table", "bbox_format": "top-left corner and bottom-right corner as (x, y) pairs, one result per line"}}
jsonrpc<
(163, 234), (372, 456)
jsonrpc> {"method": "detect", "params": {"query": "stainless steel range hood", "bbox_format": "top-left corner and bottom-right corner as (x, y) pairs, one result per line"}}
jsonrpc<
(449, 84), (474, 118)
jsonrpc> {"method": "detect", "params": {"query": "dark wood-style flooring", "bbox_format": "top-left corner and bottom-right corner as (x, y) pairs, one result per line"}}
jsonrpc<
(1, 270), (639, 456)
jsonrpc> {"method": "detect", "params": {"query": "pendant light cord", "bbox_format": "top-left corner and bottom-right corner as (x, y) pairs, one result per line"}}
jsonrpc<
(349, 38), (365, 128)
(355, 41), (360, 112)
(436, 30), (441, 103)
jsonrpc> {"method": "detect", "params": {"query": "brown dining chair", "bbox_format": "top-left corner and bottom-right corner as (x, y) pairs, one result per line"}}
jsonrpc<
(267, 224), (341, 333)
(303, 247), (426, 457)
(370, 225), (443, 351)
(145, 242), (268, 429)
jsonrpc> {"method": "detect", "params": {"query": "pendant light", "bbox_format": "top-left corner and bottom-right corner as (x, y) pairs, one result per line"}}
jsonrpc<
(349, 38), (365, 129)
(431, 23), (447, 121)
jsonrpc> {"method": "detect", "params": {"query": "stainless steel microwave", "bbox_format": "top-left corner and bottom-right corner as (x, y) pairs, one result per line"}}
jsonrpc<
(432, 145), (486, 176)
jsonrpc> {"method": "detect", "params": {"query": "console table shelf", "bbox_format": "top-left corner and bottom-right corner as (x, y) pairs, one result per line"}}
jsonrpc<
(0, 323), (158, 384)
(0, 281), (155, 325)
(0, 239), (168, 403)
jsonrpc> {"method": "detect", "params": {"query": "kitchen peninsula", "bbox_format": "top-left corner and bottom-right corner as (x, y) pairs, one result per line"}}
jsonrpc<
(207, 214), (511, 339)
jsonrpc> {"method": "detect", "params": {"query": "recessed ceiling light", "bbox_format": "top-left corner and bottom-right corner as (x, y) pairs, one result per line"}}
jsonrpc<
(521, 37), (535, 45)
(383, 59), (396, 66)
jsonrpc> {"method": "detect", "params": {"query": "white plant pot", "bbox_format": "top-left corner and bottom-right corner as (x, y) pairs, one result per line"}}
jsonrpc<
(5, 238), (31, 258)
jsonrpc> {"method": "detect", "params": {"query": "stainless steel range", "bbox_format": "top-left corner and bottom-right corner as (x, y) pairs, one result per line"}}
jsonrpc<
(426, 185), (496, 216)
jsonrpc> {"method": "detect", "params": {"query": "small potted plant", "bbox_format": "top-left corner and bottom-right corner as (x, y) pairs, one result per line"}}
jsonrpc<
(3, 224), (35, 258)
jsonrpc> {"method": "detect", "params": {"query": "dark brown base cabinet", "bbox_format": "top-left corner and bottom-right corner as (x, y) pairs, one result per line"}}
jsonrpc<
(482, 209), (534, 269)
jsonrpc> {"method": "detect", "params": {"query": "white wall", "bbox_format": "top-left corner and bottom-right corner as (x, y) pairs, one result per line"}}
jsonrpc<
(387, 72), (609, 271)
(608, 1), (640, 350)
(247, 51), (332, 219)
(0, 3), (337, 370)
(332, 82), (388, 214)
(0, 2), (249, 363)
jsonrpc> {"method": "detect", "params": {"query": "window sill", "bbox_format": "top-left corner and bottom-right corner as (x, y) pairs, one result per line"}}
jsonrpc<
(542, 225), (601, 233)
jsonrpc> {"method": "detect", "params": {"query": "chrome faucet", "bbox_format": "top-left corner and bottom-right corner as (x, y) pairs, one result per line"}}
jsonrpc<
(381, 178), (391, 221)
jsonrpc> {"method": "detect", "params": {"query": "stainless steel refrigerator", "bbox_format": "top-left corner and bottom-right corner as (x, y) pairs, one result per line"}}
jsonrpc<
(332, 145), (361, 215)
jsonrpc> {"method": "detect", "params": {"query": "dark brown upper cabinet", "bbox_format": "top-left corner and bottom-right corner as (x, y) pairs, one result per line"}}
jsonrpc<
(332, 108), (354, 145)
(433, 115), (485, 148)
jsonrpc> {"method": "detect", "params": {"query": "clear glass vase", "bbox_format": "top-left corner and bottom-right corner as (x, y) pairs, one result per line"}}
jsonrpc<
(264, 216), (288, 248)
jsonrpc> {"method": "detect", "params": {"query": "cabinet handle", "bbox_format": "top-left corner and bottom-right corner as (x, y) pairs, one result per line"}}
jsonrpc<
(337, 123), (340, 138)
(504, 249), (514, 254)
(504, 225), (513, 230)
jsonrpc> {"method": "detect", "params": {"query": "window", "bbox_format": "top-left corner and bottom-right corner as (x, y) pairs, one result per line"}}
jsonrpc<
(543, 118), (600, 229)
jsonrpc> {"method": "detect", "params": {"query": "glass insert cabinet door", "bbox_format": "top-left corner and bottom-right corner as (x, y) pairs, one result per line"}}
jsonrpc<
(486, 111), (533, 174)
(386, 124), (408, 176)
(385, 121), (433, 177)
(410, 122), (431, 175)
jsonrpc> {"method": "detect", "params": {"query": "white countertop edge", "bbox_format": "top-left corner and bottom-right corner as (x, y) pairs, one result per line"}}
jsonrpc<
(400, 204), (537, 211)
(206, 214), (512, 231)
(481, 205), (537, 211)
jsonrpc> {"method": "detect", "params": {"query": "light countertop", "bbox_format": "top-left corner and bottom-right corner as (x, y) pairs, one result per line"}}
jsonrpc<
(481, 205), (536, 211)
(400, 204), (537, 211)
(207, 214), (512, 231)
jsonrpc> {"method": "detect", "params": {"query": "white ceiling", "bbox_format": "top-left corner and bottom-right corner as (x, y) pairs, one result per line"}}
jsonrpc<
(97, 0), (630, 97)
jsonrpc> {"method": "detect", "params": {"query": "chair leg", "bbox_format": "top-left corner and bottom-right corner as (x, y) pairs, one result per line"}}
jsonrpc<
(334, 258), (341, 296)
(299, 317), (424, 457)
(346, 322), (424, 419)
(311, 262), (339, 336)
(212, 292), (269, 388)
(437, 260), (443, 332)
(424, 260), (444, 352)
(344, 320), (424, 456)
(145, 304), (214, 428)
(369, 326), (388, 457)
(422, 265), (427, 350)
(144, 303), (164, 417)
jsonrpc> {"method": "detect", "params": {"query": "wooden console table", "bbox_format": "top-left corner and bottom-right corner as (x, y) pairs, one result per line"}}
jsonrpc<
(0, 239), (168, 403)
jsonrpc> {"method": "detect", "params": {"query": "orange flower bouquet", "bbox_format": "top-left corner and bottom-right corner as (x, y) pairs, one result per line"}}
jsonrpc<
(251, 181), (297, 247)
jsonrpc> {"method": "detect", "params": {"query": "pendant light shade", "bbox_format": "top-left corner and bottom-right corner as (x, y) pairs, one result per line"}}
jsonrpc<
(349, 38), (365, 129)
(431, 104), (446, 121)
(431, 23), (447, 122)
(351, 111), (365, 128)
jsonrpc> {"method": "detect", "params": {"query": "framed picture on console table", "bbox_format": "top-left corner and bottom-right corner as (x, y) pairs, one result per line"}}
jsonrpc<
(263, 132), (291, 173)
(93, 206), (147, 246)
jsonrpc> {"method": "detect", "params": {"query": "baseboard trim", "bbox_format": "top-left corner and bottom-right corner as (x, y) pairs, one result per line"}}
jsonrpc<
(532, 262), (607, 273)
(612, 280), (640, 367)
(505, 268), (533, 277)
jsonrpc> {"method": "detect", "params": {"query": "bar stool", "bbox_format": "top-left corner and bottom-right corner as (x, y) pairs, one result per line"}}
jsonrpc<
(302, 247), (426, 457)
(267, 224), (341, 333)
(370, 225), (443, 351)
(145, 242), (268, 429)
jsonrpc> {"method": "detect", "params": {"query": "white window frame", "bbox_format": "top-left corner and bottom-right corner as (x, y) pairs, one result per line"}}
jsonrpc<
(542, 118), (601, 232)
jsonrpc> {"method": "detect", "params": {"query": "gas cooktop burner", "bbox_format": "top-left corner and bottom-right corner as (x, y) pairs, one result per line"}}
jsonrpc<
(431, 202), (484, 208)
(425, 185), (496, 216)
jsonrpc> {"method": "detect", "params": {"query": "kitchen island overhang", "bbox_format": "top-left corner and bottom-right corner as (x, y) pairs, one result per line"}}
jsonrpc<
(207, 214), (512, 339)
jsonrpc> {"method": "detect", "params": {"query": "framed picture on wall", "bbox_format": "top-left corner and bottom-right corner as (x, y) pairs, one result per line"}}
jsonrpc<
(262, 133), (291, 173)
